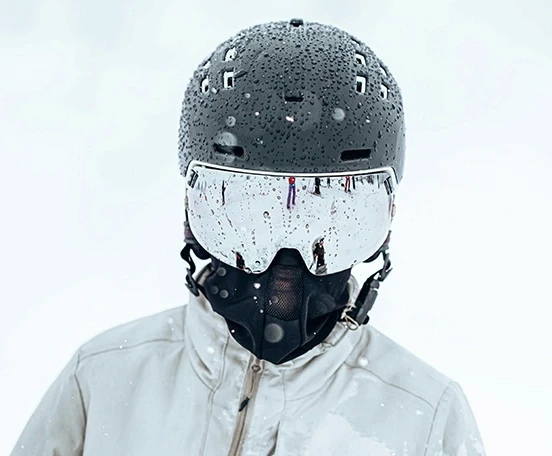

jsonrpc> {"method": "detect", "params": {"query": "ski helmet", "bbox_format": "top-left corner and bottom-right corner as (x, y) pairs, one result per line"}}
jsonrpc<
(178, 19), (405, 181)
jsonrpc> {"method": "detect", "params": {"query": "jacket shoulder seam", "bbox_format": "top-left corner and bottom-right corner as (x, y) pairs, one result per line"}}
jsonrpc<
(74, 349), (87, 433)
(343, 361), (438, 410)
(423, 380), (453, 456)
(79, 338), (185, 362)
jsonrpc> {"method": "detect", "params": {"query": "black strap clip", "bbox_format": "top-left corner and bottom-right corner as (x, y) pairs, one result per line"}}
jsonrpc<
(343, 247), (393, 328)
(186, 267), (200, 297)
(181, 244), (200, 297)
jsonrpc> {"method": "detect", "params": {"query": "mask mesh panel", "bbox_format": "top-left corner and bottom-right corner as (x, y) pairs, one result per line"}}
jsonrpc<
(264, 265), (303, 321)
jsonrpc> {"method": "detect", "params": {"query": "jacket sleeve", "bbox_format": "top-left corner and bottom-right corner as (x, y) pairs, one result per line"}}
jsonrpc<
(11, 351), (86, 456)
(425, 381), (485, 456)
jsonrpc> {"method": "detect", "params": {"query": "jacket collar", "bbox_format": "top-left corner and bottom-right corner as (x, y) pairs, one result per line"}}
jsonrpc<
(184, 266), (364, 398)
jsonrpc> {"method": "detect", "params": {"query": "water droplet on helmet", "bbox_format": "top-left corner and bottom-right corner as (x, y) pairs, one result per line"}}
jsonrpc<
(332, 107), (346, 122)
(217, 131), (238, 146)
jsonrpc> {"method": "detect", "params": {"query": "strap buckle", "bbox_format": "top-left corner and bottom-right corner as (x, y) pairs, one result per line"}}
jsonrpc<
(342, 243), (393, 329)
(186, 268), (200, 297)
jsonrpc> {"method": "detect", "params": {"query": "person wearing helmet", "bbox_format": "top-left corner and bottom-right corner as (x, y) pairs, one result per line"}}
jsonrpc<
(12, 20), (485, 456)
(312, 237), (326, 274)
(344, 175), (352, 192)
(286, 176), (296, 209)
(313, 177), (321, 195)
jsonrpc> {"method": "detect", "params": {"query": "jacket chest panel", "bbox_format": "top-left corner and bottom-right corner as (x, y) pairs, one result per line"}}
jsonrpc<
(82, 358), (213, 455)
(274, 374), (434, 456)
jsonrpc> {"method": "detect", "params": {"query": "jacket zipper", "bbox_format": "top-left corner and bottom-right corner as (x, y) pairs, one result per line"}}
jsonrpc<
(228, 356), (263, 456)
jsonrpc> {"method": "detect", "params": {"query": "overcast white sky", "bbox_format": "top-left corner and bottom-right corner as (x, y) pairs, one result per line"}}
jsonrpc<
(1, 0), (551, 454)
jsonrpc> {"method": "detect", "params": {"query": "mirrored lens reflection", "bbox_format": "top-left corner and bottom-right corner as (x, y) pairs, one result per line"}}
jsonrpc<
(186, 167), (394, 276)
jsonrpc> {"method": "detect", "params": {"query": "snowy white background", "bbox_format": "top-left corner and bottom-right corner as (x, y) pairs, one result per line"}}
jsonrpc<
(1, 0), (551, 454)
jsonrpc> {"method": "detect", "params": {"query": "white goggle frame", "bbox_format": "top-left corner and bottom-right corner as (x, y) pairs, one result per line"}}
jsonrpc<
(185, 160), (397, 275)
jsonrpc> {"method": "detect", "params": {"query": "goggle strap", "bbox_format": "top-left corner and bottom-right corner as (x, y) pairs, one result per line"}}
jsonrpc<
(343, 235), (393, 328)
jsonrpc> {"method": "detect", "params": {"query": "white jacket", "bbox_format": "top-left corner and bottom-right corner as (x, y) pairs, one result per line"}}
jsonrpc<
(12, 273), (485, 456)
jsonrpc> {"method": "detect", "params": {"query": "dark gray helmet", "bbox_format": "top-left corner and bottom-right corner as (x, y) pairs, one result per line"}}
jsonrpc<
(178, 19), (405, 181)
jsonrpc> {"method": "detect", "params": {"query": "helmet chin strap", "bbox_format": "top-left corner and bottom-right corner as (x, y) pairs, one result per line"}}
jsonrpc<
(180, 221), (210, 298)
(180, 221), (392, 330)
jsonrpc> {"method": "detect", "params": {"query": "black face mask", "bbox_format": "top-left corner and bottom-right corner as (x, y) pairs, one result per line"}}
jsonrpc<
(202, 249), (351, 365)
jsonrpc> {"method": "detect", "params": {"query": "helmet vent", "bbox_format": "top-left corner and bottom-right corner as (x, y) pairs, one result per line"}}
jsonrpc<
(201, 77), (210, 93)
(379, 64), (387, 77)
(356, 76), (367, 93)
(224, 48), (236, 61)
(223, 71), (234, 89)
(290, 18), (304, 27)
(341, 148), (372, 161)
(380, 83), (389, 100)
(355, 53), (366, 65)
(213, 143), (244, 158)
(284, 94), (304, 102)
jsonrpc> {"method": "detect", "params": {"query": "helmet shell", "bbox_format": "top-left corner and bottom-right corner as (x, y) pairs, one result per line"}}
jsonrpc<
(178, 20), (405, 181)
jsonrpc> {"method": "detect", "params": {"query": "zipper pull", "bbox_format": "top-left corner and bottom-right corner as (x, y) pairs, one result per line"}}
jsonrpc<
(238, 397), (250, 412)
(237, 359), (263, 412)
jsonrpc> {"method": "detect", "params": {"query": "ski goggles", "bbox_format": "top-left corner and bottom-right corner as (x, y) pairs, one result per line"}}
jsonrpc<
(184, 161), (397, 276)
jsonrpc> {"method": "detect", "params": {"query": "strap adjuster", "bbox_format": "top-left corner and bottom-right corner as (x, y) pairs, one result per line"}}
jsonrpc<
(186, 268), (200, 297)
(342, 234), (393, 329)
